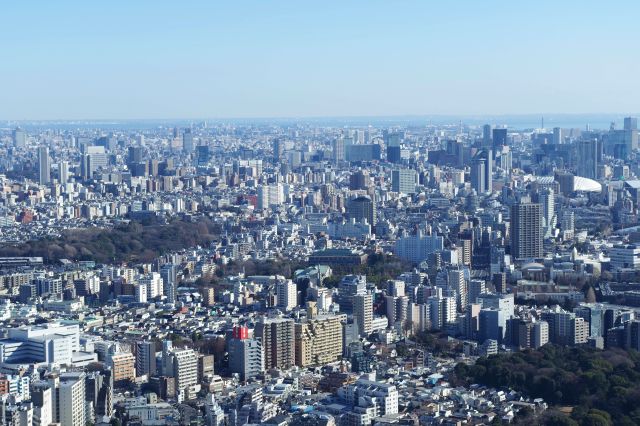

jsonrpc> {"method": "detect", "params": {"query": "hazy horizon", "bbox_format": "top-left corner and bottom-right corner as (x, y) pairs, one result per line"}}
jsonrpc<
(2, 1), (639, 120)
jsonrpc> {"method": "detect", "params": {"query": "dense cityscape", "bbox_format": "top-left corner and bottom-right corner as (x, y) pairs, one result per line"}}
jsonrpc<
(0, 116), (638, 425)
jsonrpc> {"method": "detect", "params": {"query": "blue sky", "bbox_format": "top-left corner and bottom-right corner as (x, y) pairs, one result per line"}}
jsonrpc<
(1, 1), (638, 120)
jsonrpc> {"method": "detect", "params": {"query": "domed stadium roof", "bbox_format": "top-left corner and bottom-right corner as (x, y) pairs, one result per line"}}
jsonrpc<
(573, 176), (601, 192)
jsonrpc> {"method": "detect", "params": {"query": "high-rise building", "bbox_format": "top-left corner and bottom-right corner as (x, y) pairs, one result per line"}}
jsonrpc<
(85, 367), (113, 420)
(391, 168), (417, 194)
(160, 264), (178, 303)
(255, 317), (295, 370)
(332, 137), (346, 163)
(492, 272), (507, 294)
(228, 326), (264, 381)
(492, 128), (507, 149)
(510, 198), (543, 259)
(81, 146), (108, 180)
(482, 124), (492, 148)
(470, 156), (486, 194)
(385, 295), (409, 329)
(468, 279), (486, 305)
(349, 170), (369, 190)
(538, 188), (556, 237)
(577, 139), (599, 179)
(273, 139), (284, 162)
(257, 184), (285, 210)
(128, 146), (143, 164)
(57, 161), (69, 183)
(135, 341), (157, 378)
(553, 127), (563, 144)
(276, 280), (297, 311)
(345, 143), (381, 162)
(479, 308), (506, 343)
(533, 321), (549, 348)
(447, 268), (467, 312)
(12, 127), (26, 148)
(427, 290), (456, 330)
(183, 128), (194, 153)
(196, 145), (210, 167)
(31, 382), (53, 426)
(353, 293), (373, 336)
(346, 196), (376, 227)
(624, 116), (638, 152)
(470, 149), (492, 194)
(38, 146), (51, 185)
(395, 232), (444, 263)
(108, 352), (136, 385)
(58, 372), (86, 426)
(295, 311), (345, 367)
(172, 349), (199, 394)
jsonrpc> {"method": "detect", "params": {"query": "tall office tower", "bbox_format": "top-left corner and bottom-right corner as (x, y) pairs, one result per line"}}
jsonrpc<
(624, 116), (638, 151)
(276, 280), (298, 311)
(295, 311), (345, 367)
(510, 198), (543, 259)
(332, 137), (345, 163)
(447, 268), (467, 312)
(12, 127), (26, 147)
(255, 317), (295, 370)
(471, 149), (492, 194)
(391, 168), (417, 194)
(492, 128), (507, 150)
(58, 372), (86, 426)
(492, 272), (507, 294)
(38, 146), (51, 185)
(228, 326), (264, 380)
(480, 149), (492, 192)
(183, 128), (194, 153)
(57, 161), (69, 183)
(346, 196), (376, 226)
(160, 264), (177, 303)
(273, 138), (284, 162)
(349, 170), (370, 190)
(172, 349), (198, 393)
(539, 188), (556, 237)
(384, 130), (403, 147)
(354, 129), (365, 144)
(553, 127), (563, 144)
(577, 139), (599, 179)
(196, 145), (210, 167)
(353, 293), (373, 336)
(135, 341), (157, 378)
(468, 279), (486, 304)
(81, 146), (108, 180)
(470, 156), (486, 194)
(149, 159), (160, 177)
(482, 124), (492, 147)
(128, 146), (143, 165)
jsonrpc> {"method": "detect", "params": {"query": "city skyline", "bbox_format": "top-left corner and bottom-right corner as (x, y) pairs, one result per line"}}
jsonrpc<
(2, 1), (639, 120)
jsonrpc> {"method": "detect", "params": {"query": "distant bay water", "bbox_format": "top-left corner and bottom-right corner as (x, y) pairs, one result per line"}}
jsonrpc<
(3, 113), (637, 132)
